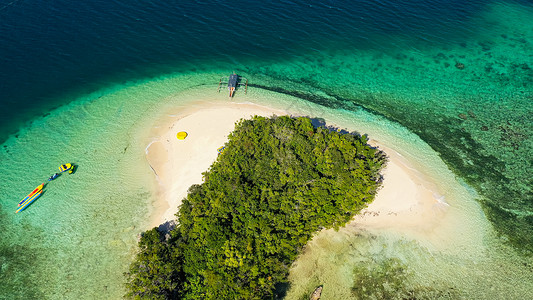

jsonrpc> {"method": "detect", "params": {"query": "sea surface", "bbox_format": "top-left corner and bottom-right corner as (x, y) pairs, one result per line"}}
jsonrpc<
(1, 0), (532, 299)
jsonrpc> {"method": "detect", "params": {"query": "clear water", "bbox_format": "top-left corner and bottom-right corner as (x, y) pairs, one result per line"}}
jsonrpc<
(0, 0), (532, 298)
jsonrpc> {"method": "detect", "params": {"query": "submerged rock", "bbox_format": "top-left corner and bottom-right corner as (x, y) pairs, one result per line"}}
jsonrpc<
(310, 286), (323, 300)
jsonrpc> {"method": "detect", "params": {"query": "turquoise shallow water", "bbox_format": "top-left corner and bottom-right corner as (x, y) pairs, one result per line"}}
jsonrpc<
(1, 0), (532, 298)
(1, 73), (531, 299)
(0, 82), (160, 298)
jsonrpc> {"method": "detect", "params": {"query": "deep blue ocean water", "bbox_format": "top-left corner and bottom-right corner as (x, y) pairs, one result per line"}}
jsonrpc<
(0, 0), (488, 140)
(1, 0), (532, 298)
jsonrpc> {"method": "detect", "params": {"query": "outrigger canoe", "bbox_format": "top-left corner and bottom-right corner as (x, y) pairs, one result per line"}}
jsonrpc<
(16, 190), (43, 213)
(18, 183), (44, 207)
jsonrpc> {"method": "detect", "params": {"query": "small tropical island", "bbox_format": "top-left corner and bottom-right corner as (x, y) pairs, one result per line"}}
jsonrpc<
(126, 115), (387, 299)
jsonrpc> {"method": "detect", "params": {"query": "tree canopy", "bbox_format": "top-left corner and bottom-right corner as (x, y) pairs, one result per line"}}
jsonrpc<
(126, 116), (387, 299)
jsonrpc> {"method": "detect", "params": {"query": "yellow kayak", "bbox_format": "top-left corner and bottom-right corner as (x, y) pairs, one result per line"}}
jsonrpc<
(18, 183), (44, 207)
(16, 190), (43, 213)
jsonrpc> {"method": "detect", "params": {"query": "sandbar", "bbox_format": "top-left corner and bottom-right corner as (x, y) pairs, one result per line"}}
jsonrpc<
(144, 100), (447, 238)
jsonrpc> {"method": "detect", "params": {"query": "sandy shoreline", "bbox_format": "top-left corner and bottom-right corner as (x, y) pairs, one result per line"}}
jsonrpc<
(353, 143), (448, 238)
(145, 101), (289, 227)
(144, 100), (448, 237)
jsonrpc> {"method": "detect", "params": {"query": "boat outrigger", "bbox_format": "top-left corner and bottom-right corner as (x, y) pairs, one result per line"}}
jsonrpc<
(18, 183), (44, 207)
(218, 72), (248, 97)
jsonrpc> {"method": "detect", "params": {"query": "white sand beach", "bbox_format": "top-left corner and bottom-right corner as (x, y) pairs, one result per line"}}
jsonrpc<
(145, 101), (288, 227)
(353, 143), (448, 236)
(144, 100), (447, 237)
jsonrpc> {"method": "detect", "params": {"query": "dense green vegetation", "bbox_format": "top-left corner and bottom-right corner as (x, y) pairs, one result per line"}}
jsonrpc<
(126, 116), (387, 299)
